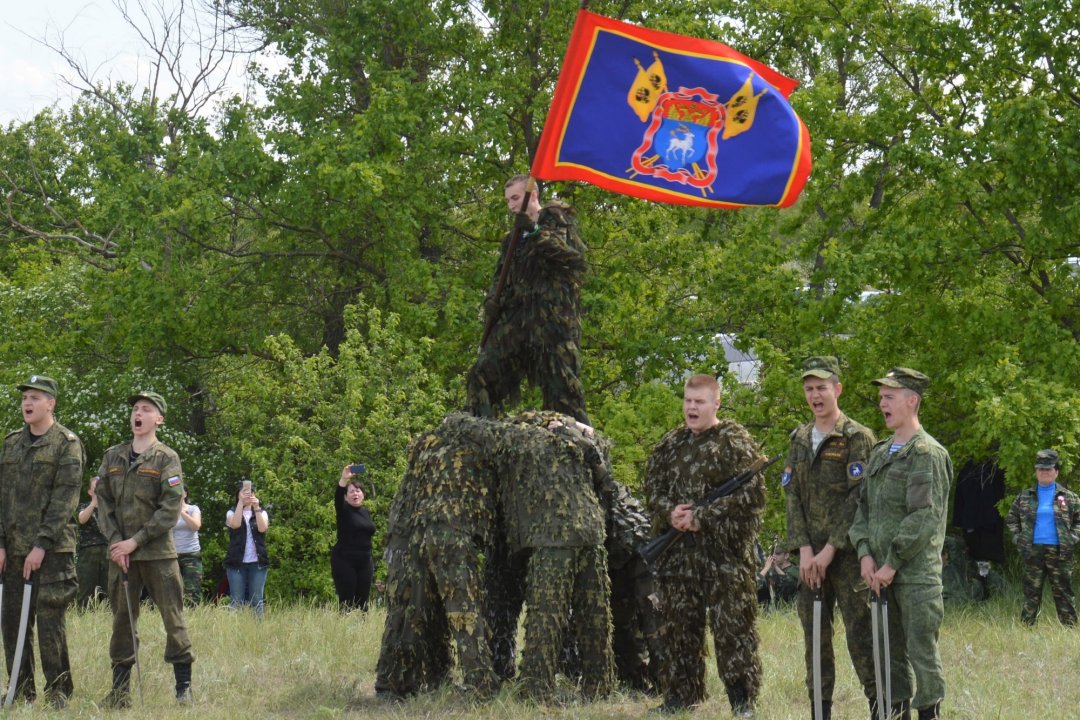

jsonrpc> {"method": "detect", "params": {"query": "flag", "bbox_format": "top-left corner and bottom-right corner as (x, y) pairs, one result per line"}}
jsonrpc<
(531, 10), (812, 209)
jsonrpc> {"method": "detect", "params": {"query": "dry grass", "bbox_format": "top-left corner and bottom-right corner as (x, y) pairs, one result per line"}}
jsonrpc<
(7, 587), (1076, 718)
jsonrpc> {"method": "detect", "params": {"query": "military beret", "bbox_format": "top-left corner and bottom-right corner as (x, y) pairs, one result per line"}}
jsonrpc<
(801, 356), (840, 380)
(871, 367), (930, 396)
(128, 391), (167, 415)
(1035, 449), (1060, 469)
(18, 374), (58, 397)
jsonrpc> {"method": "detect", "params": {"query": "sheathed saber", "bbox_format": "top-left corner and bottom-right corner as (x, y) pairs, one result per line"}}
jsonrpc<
(812, 586), (824, 720)
(122, 572), (144, 705)
(870, 591), (886, 720)
(4, 572), (33, 708)
(881, 586), (892, 711)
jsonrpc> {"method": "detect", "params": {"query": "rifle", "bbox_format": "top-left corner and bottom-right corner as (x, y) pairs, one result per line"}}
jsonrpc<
(638, 453), (782, 565)
(478, 177), (538, 351)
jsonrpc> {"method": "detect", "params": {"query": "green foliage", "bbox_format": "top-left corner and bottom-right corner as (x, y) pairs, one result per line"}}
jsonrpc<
(209, 300), (451, 598)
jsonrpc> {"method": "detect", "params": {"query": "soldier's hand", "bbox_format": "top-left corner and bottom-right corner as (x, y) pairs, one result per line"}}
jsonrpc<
(23, 546), (45, 579)
(859, 555), (878, 590)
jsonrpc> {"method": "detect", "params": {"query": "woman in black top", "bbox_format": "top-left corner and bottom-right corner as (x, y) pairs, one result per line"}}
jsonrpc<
(332, 465), (376, 611)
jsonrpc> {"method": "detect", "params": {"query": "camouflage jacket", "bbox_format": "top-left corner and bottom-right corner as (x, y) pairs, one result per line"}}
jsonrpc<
(494, 420), (605, 550)
(784, 413), (876, 553)
(0, 422), (84, 556)
(485, 203), (587, 338)
(645, 420), (765, 579)
(96, 440), (184, 561)
(849, 428), (953, 585)
(1005, 482), (1080, 555)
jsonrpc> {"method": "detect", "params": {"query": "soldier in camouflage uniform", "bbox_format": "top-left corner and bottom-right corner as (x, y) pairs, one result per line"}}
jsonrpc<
(849, 368), (952, 720)
(96, 391), (194, 706)
(505, 411), (657, 692)
(757, 545), (799, 608)
(375, 413), (500, 699)
(76, 476), (111, 608)
(645, 374), (765, 716)
(0, 375), (83, 707)
(467, 175), (589, 423)
(784, 356), (878, 719)
(1005, 449), (1080, 626)
(491, 413), (614, 701)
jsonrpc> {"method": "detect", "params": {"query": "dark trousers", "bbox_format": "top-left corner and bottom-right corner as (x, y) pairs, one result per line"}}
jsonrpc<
(330, 547), (374, 611)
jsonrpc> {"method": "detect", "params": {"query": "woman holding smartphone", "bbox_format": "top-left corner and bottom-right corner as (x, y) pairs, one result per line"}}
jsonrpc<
(332, 464), (376, 611)
(225, 480), (270, 616)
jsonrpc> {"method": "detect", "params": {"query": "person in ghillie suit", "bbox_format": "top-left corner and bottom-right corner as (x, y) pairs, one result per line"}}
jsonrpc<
(645, 374), (766, 717)
(488, 413), (614, 702)
(374, 413), (501, 700)
(467, 175), (589, 423)
(1005, 449), (1080, 626)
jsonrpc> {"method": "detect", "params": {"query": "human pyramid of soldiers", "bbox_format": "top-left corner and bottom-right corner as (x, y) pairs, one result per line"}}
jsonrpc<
(374, 176), (989, 720)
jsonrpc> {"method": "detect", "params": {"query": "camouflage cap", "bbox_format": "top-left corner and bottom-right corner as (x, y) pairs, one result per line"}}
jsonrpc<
(128, 391), (167, 415)
(801, 356), (840, 380)
(17, 374), (58, 397)
(1035, 449), (1060, 469)
(871, 367), (930, 395)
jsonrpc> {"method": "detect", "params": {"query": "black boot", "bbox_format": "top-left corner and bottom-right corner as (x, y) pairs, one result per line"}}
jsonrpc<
(174, 662), (193, 705)
(890, 700), (911, 720)
(726, 681), (753, 718)
(102, 665), (132, 709)
(916, 703), (940, 720)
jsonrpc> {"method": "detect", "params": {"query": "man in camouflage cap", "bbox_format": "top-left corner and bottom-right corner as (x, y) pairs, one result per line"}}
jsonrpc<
(849, 368), (952, 720)
(375, 413), (501, 700)
(96, 391), (194, 706)
(466, 175), (590, 423)
(645, 374), (766, 716)
(783, 356), (879, 719)
(1005, 449), (1080, 626)
(0, 375), (84, 707)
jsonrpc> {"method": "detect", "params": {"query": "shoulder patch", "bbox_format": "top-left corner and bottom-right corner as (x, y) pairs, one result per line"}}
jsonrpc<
(167, 475), (182, 487)
(848, 462), (865, 479)
(781, 466), (793, 487)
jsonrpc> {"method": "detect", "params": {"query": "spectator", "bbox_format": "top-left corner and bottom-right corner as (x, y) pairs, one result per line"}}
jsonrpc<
(332, 465), (375, 612)
(174, 488), (203, 606)
(76, 476), (111, 609)
(225, 482), (269, 617)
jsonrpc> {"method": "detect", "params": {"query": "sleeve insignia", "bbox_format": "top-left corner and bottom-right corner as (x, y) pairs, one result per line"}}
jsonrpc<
(167, 475), (182, 487)
(848, 462), (864, 479)
(781, 466), (792, 487)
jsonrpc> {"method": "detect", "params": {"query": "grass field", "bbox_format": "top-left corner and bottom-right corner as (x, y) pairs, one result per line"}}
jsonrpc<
(10, 587), (1077, 718)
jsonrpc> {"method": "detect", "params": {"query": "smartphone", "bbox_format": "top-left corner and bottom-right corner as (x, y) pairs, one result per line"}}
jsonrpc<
(349, 463), (366, 475)
(242, 480), (252, 493)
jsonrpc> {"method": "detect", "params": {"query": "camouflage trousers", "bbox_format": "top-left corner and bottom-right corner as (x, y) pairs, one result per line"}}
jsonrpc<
(876, 583), (945, 710)
(108, 559), (194, 666)
(177, 553), (203, 607)
(76, 544), (110, 609)
(520, 545), (614, 700)
(375, 544), (450, 699)
(1020, 544), (1077, 626)
(467, 327), (588, 423)
(1, 553), (77, 704)
(796, 549), (877, 704)
(655, 567), (762, 708)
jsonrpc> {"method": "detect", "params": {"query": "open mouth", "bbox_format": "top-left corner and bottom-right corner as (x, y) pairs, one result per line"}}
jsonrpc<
(134, 418), (143, 429)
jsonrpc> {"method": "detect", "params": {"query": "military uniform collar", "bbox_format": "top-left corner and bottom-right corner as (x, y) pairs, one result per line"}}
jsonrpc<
(21, 420), (58, 444)
(883, 427), (927, 458)
(126, 438), (162, 464)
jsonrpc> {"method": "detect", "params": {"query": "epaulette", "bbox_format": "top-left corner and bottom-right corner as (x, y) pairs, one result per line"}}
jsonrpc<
(64, 430), (78, 442)
(4, 429), (20, 440)
(789, 427), (799, 440)
(844, 422), (859, 437)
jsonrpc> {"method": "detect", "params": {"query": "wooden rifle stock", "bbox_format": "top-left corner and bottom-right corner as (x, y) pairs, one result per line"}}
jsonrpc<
(638, 453), (782, 565)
